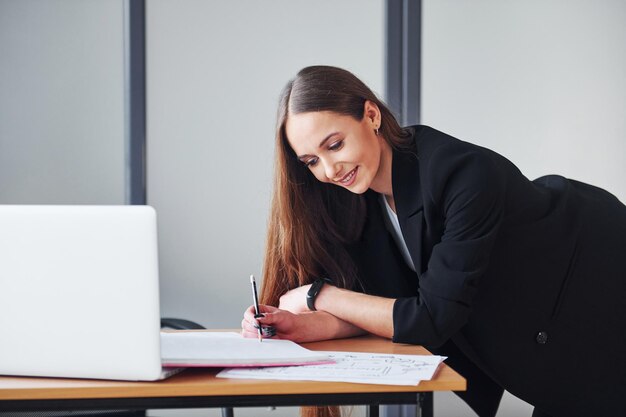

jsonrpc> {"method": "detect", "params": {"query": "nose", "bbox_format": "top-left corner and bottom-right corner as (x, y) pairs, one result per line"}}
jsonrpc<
(320, 157), (340, 181)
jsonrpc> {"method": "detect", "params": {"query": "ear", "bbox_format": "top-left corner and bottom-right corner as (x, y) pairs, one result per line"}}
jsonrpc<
(363, 100), (381, 128)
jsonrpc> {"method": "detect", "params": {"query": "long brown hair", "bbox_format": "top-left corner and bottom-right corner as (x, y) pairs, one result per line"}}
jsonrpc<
(261, 65), (412, 307)
(261, 66), (412, 417)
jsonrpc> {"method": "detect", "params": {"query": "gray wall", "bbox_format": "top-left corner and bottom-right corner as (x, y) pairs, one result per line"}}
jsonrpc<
(146, 0), (385, 329)
(0, 0), (126, 205)
(146, 2), (383, 416)
(422, 0), (626, 203)
(422, 1), (626, 416)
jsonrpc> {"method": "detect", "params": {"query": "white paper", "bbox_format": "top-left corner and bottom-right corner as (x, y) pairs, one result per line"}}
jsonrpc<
(160, 331), (331, 367)
(217, 351), (446, 386)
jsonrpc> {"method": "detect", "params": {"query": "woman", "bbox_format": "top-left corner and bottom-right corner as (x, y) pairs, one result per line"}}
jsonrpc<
(241, 66), (626, 417)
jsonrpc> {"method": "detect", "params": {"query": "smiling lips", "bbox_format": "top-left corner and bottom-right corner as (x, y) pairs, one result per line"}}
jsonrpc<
(338, 167), (358, 186)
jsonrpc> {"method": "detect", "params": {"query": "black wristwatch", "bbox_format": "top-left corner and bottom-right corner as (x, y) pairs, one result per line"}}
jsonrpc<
(306, 278), (331, 311)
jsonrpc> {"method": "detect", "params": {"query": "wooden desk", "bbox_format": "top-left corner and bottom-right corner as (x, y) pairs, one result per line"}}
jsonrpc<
(0, 334), (465, 416)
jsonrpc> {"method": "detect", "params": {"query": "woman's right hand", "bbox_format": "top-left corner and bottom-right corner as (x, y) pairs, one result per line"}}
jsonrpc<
(241, 304), (366, 343)
(241, 304), (309, 342)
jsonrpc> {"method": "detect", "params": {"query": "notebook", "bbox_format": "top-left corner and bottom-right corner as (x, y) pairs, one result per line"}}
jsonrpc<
(160, 331), (332, 367)
(0, 205), (179, 381)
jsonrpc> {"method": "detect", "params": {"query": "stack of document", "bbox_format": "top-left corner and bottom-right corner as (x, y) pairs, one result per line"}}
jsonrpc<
(161, 331), (445, 386)
(217, 351), (446, 386)
(161, 331), (332, 367)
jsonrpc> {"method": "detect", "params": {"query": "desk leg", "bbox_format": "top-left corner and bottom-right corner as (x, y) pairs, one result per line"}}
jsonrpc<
(380, 396), (433, 417)
(220, 407), (234, 417)
(366, 405), (379, 417)
(417, 393), (433, 417)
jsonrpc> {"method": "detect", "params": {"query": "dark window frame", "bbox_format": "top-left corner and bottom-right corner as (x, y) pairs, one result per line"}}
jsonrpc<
(124, 0), (146, 205)
(385, 0), (422, 127)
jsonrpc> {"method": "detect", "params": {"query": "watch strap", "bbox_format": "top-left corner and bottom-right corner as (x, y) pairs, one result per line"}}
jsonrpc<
(306, 277), (331, 311)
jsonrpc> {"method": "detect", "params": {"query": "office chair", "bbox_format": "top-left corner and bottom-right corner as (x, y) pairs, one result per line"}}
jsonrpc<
(160, 318), (205, 330)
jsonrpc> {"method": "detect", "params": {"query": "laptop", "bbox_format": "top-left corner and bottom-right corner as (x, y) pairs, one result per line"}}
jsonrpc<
(0, 205), (180, 381)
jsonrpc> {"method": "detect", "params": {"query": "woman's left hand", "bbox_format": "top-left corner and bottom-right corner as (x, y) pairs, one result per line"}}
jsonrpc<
(278, 284), (312, 314)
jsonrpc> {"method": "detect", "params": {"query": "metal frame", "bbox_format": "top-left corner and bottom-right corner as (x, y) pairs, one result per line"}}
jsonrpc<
(123, 0), (147, 205)
(0, 392), (432, 416)
(385, 0), (422, 126)
(384, 2), (425, 416)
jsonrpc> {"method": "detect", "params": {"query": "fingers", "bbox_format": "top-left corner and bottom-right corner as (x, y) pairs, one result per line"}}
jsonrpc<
(241, 305), (279, 339)
(241, 308), (309, 342)
(243, 304), (279, 321)
(241, 317), (257, 334)
(241, 323), (277, 339)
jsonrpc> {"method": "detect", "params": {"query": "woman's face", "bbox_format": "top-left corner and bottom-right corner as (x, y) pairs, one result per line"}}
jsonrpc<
(285, 102), (389, 195)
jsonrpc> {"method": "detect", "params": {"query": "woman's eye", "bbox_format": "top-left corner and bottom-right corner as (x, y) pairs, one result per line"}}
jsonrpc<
(328, 140), (344, 151)
(305, 157), (319, 167)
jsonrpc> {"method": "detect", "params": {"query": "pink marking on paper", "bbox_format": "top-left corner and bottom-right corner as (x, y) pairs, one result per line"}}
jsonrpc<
(161, 359), (335, 368)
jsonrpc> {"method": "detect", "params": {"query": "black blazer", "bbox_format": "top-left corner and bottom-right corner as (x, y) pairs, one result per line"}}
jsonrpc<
(348, 126), (626, 417)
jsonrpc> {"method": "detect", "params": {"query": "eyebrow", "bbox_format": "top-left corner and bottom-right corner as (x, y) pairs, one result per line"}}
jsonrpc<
(297, 132), (340, 160)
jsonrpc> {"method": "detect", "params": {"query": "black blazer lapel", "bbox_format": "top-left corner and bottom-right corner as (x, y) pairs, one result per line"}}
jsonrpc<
(392, 147), (424, 275)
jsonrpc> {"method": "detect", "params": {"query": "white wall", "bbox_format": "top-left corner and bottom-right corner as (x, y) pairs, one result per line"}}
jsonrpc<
(421, 0), (626, 202)
(0, 0), (126, 204)
(146, 2), (383, 416)
(146, 0), (385, 328)
(422, 1), (626, 416)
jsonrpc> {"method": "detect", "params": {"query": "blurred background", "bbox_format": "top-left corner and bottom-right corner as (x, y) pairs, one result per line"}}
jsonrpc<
(1, 1), (624, 416)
